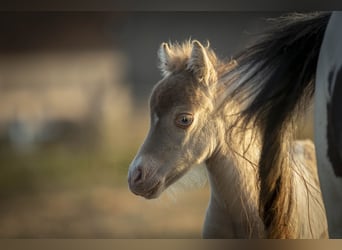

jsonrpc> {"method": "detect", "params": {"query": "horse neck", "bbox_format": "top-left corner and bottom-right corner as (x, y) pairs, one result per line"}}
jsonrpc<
(203, 102), (264, 237)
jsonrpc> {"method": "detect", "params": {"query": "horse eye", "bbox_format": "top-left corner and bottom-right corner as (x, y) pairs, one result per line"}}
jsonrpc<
(175, 113), (194, 128)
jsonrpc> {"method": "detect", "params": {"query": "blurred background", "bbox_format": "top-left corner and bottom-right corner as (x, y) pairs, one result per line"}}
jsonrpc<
(0, 12), (313, 238)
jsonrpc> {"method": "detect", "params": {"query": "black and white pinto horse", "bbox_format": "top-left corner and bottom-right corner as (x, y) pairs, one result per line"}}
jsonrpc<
(224, 11), (342, 238)
(315, 12), (342, 238)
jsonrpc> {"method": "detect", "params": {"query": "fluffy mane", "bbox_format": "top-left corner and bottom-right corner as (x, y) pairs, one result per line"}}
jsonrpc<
(158, 40), (222, 78)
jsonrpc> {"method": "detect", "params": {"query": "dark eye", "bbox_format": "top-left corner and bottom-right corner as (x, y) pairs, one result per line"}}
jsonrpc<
(175, 113), (194, 128)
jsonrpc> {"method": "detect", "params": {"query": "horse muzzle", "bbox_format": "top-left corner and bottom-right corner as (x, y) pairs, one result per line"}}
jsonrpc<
(128, 163), (164, 199)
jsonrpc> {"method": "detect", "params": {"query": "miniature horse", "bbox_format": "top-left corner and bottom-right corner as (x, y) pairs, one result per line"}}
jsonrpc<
(127, 40), (328, 238)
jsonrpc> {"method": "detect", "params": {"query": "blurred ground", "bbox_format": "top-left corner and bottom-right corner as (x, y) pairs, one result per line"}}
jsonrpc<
(0, 142), (209, 238)
(0, 185), (209, 238)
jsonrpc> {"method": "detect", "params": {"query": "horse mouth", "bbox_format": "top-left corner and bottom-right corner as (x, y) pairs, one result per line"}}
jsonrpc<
(130, 180), (163, 199)
(140, 170), (187, 198)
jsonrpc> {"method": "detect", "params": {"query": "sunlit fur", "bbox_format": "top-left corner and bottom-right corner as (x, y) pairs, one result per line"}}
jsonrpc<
(128, 39), (328, 238)
(221, 13), (331, 238)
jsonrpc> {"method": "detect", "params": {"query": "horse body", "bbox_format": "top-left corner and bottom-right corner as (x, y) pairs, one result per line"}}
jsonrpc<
(127, 40), (328, 238)
(315, 12), (342, 238)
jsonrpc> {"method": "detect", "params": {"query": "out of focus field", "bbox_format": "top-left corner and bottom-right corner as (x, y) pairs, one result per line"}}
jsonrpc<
(0, 12), (311, 238)
(0, 50), (209, 237)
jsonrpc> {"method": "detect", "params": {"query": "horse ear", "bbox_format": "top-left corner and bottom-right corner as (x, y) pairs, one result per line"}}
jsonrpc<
(158, 42), (172, 77)
(188, 40), (217, 85)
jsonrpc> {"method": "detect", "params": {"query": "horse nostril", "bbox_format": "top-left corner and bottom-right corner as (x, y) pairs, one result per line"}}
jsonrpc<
(133, 166), (144, 184)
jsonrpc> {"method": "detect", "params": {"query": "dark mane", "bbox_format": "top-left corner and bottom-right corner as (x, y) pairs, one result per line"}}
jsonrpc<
(222, 12), (331, 238)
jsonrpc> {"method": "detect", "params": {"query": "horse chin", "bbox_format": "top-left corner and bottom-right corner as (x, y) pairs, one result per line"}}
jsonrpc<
(142, 187), (164, 199)
(164, 168), (189, 189)
(139, 171), (188, 199)
(131, 179), (165, 200)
